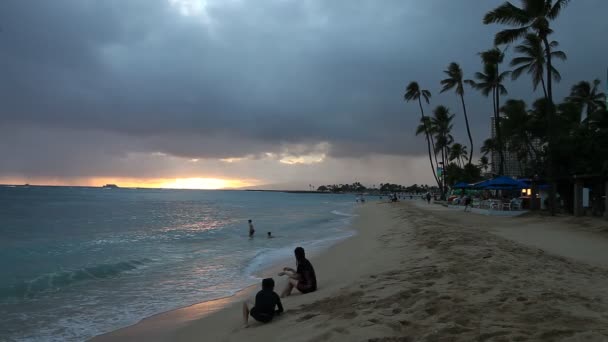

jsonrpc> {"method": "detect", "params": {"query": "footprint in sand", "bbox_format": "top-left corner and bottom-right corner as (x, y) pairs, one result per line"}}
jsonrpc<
(297, 313), (320, 322)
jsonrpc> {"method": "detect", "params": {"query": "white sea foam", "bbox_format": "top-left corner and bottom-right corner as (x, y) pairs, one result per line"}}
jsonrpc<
(331, 210), (358, 217)
(1, 189), (356, 342)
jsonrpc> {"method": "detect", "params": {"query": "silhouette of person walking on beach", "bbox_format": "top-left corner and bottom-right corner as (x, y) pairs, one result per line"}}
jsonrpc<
(278, 247), (317, 297)
(426, 193), (431, 204)
(248, 219), (255, 238)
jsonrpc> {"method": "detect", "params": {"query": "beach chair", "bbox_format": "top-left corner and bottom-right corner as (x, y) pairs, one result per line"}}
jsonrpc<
(489, 200), (500, 210)
(511, 200), (522, 211)
(502, 202), (511, 211)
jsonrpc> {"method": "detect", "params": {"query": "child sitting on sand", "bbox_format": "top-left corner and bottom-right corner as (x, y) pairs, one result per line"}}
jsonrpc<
(242, 278), (283, 327)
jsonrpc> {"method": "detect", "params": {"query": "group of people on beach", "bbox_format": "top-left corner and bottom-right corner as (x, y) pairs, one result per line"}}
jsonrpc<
(242, 244), (317, 327)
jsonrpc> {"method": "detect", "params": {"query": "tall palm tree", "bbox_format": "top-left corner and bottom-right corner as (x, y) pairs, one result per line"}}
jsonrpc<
(511, 33), (566, 98)
(484, 0), (571, 215)
(467, 49), (510, 175)
(440, 62), (474, 165)
(567, 79), (607, 122)
(404, 82), (441, 190)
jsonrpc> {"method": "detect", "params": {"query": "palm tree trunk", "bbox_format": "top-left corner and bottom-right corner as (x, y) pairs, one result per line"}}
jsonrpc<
(543, 36), (557, 216)
(496, 87), (505, 175)
(418, 98), (442, 192)
(540, 76), (548, 99)
(460, 94), (474, 166)
(493, 87), (505, 175)
(442, 144), (448, 197)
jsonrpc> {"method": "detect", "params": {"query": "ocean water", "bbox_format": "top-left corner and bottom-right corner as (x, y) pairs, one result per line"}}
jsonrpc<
(0, 187), (357, 342)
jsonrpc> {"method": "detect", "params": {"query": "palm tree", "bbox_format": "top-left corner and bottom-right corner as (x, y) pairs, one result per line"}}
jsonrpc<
(480, 137), (499, 174)
(479, 156), (490, 173)
(467, 48), (510, 175)
(567, 79), (607, 122)
(431, 105), (455, 197)
(440, 62), (474, 165)
(484, 0), (571, 215)
(511, 34), (567, 98)
(500, 99), (542, 175)
(405, 82), (442, 190)
(449, 143), (468, 168)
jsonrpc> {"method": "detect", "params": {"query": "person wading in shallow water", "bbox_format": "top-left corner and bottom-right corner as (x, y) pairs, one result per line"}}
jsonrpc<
(278, 247), (317, 297)
(248, 219), (255, 238)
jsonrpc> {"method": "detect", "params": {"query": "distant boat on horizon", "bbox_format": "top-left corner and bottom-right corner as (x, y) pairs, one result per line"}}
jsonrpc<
(102, 184), (119, 189)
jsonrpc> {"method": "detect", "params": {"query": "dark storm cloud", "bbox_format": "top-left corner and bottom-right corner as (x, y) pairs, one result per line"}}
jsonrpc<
(0, 0), (607, 178)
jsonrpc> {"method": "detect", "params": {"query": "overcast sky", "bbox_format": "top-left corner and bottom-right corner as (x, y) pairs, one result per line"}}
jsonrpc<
(0, 0), (606, 188)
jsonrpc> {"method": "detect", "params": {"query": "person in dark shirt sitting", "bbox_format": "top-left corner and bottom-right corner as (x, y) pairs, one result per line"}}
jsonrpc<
(278, 247), (317, 297)
(242, 278), (283, 327)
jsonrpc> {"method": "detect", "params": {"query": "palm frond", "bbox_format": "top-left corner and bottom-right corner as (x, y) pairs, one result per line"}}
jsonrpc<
(421, 90), (432, 104)
(495, 26), (530, 45)
(551, 50), (567, 61)
(483, 2), (530, 25)
(550, 66), (562, 82)
(497, 84), (508, 96)
(511, 64), (529, 80)
(510, 56), (533, 66)
(548, 0), (571, 20)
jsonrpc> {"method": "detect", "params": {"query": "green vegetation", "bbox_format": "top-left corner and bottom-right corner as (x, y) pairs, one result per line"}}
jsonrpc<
(316, 183), (436, 194)
(404, 0), (608, 213)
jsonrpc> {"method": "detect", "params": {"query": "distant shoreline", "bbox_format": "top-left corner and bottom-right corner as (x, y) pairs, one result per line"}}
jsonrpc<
(0, 185), (348, 193)
(244, 189), (335, 194)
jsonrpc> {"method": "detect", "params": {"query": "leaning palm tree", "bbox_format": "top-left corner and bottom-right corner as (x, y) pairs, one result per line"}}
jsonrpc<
(511, 33), (566, 98)
(484, 0), (571, 215)
(566, 79), (607, 122)
(467, 52), (510, 175)
(404, 82), (441, 190)
(440, 62), (474, 165)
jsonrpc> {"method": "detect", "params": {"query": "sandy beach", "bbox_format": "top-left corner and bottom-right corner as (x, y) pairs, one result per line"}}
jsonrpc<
(94, 200), (608, 342)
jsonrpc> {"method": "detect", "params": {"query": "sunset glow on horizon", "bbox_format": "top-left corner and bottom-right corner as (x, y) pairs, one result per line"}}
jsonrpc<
(158, 178), (251, 189)
(0, 177), (257, 190)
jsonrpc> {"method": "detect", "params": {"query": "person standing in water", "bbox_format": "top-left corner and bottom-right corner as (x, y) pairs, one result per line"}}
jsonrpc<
(248, 219), (255, 238)
(278, 247), (317, 297)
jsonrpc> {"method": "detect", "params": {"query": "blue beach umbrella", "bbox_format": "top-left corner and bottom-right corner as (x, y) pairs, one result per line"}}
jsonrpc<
(453, 182), (471, 189)
(474, 176), (527, 190)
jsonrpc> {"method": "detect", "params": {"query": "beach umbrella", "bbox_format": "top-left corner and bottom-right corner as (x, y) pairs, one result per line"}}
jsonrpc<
(473, 176), (527, 190)
(518, 179), (550, 190)
(452, 182), (471, 189)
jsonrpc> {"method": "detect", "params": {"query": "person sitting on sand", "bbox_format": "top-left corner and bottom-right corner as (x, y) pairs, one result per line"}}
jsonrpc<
(278, 247), (317, 297)
(242, 278), (283, 327)
(248, 219), (255, 238)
